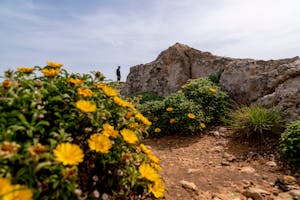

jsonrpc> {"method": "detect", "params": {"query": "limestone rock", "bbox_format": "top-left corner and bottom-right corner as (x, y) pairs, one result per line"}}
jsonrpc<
(242, 187), (270, 200)
(240, 167), (256, 173)
(180, 180), (198, 191)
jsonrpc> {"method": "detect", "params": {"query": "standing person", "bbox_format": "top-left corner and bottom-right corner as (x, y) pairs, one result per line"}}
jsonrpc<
(116, 66), (121, 81)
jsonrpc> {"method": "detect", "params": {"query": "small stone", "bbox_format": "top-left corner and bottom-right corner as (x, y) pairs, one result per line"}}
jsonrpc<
(242, 187), (270, 200)
(180, 180), (198, 191)
(223, 152), (236, 162)
(221, 160), (230, 166)
(213, 131), (220, 137)
(266, 161), (277, 167)
(219, 127), (227, 133)
(240, 167), (256, 173)
(273, 192), (293, 200)
(283, 175), (297, 185)
(212, 146), (224, 153)
(187, 168), (202, 174)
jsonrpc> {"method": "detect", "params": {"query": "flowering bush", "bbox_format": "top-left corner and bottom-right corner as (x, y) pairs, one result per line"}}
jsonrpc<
(0, 62), (164, 199)
(137, 78), (229, 137)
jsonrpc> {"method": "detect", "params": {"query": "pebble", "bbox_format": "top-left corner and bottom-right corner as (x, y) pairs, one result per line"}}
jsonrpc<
(240, 166), (256, 173)
(180, 180), (198, 191)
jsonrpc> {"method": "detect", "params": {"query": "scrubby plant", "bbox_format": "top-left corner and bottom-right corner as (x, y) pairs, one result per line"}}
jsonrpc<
(181, 78), (230, 123)
(137, 93), (206, 137)
(226, 104), (283, 141)
(133, 92), (163, 104)
(208, 69), (224, 84)
(0, 62), (164, 199)
(279, 119), (300, 171)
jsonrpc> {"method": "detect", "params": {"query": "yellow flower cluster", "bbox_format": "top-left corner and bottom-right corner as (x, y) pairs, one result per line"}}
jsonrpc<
(77, 88), (94, 97)
(40, 68), (61, 77)
(181, 82), (191, 88)
(0, 141), (20, 158)
(0, 177), (33, 200)
(67, 78), (84, 85)
(47, 61), (63, 68)
(170, 118), (176, 124)
(135, 113), (152, 126)
(17, 67), (35, 74)
(88, 134), (112, 153)
(53, 143), (84, 166)
(75, 100), (96, 113)
(200, 122), (206, 129)
(138, 163), (164, 198)
(154, 128), (161, 133)
(114, 96), (134, 108)
(210, 87), (217, 93)
(2, 80), (12, 89)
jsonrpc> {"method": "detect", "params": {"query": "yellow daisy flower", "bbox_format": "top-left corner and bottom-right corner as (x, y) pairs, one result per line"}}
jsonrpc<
(138, 162), (160, 182)
(53, 143), (84, 166)
(209, 87), (217, 93)
(77, 88), (94, 97)
(135, 113), (152, 126)
(120, 129), (138, 144)
(124, 111), (133, 120)
(3, 184), (33, 200)
(102, 123), (118, 138)
(148, 153), (160, 164)
(2, 80), (12, 89)
(114, 96), (128, 107)
(153, 116), (159, 122)
(166, 107), (174, 112)
(67, 78), (84, 85)
(187, 113), (196, 119)
(154, 128), (161, 133)
(101, 85), (118, 97)
(88, 134), (112, 153)
(200, 122), (206, 129)
(94, 83), (106, 89)
(170, 118), (176, 124)
(47, 61), (63, 68)
(75, 100), (96, 113)
(151, 163), (162, 171)
(17, 67), (35, 74)
(149, 179), (165, 198)
(140, 144), (152, 155)
(0, 177), (13, 197)
(40, 68), (61, 77)
(128, 122), (140, 130)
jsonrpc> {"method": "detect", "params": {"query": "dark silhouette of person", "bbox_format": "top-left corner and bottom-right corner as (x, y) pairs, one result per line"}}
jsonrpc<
(116, 66), (121, 81)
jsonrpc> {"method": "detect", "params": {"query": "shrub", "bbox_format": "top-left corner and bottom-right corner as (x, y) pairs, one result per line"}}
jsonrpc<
(208, 69), (224, 84)
(181, 78), (230, 123)
(226, 104), (283, 141)
(137, 93), (206, 137)
(279, 119), (300, 170)
(0, 63), (164, 199)
(133, 92), (163, 104)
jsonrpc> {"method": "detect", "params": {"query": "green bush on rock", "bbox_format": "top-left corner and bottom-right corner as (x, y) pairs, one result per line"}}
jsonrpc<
(279, 119), (300, 171)
(0, 63), (164, 199)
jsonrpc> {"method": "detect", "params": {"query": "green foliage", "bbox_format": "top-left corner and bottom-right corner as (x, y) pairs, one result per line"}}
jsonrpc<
(0, 64), (164, 199)
(279, 119), (300, 170)
(181, 78), (230, 123)
(226, 105), (283, 141)
(133, 92), (163, 104)
(208, 69), (224, 84)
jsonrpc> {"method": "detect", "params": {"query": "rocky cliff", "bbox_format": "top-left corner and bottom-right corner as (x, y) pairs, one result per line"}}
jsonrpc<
(121, 43), (300, 121)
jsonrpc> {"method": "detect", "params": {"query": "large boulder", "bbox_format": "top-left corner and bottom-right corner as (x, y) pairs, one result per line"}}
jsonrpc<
(121, 43), (300, 121)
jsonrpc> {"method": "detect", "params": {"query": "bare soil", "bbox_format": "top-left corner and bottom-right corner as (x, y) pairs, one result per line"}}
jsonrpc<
(143, 126), (296, 200)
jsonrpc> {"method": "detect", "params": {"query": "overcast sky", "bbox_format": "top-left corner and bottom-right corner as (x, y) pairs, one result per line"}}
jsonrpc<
(1, 0), (300, 81)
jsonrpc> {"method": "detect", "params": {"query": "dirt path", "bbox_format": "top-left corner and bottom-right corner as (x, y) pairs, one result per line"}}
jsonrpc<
(143, 126), (299, 200)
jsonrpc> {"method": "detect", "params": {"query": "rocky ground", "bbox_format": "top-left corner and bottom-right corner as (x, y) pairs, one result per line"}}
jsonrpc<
(143, 126), (300, 200)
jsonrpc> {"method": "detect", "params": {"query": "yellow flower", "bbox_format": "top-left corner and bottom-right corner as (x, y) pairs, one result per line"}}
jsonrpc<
(135, 113), (152, 126)
(53, 143), (84, 166)
(147, 153), (160, 164)
(0, 177), (12, 197)
(166, 107), (173, 112)
(187, 113), (196, 119)
(67, 78), (84, 85)
(209, 87), (217, 93)
(139, 163), (160, 182)
(181, 83), (191, 88)
(153, 116), (159, 122)
(170, 118), (176, 124)
(28, 143), (49, 156)
(3, 184), (33, 200)
(200, 122), (206, 129)
(75, 100), (96, 113)
(17, 67), (35, 74)
(94, 83), (106, 89)
(128, 122), (140, 130)
(101, 85), (118, 97)
(102, 123), (118, 138)
(47, 61), (63, 68)
(140, 144), (152, 155)
(151, 163), (162, 171)
(149, 179), (165, 198)
(154, 128), (161, 133)
(114, 96), (128, 107)
(77, 88), (94, 97)
(120, 129), (138, 144)
(0, 141), (20, 158)
(40, 68), (60, 77)
(2, 80), (12, 89)
(88, 134), (112, 153)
